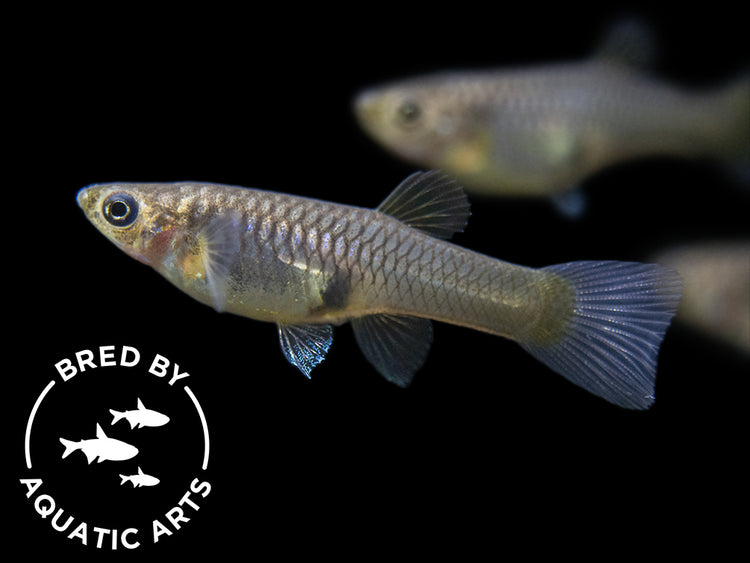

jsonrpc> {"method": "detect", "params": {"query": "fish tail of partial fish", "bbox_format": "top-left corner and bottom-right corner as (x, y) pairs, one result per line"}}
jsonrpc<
(59, 438), (80, 459)
(520, 261), (682, 409)
(109, 409), (125, 425)
(120, 474), (130, 486)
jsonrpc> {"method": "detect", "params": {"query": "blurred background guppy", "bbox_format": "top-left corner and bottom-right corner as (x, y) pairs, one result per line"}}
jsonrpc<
(353, 20), (750, 217)
(652, 240), (750, 356)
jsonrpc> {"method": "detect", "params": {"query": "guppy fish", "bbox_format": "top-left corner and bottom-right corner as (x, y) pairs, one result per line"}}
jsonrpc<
(120, 467), (160, 488)
(653, 240), (750, 355)
(110, 398), (171, 429)
(60, 424), (139, 464)
(77, 171), (681, 409)
(353, 23), (750, 216)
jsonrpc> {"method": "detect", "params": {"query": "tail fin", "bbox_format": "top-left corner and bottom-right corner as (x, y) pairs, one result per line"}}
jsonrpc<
(521, 261), (682, 409)
(109, 409), (125, 425)
(59, 438), (79, 459)
(120, 474), (129, 486)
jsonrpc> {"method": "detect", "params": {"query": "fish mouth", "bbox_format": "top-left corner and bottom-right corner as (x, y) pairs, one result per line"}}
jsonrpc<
(76, 186), (91, 209)
(352, 90), (380, 122)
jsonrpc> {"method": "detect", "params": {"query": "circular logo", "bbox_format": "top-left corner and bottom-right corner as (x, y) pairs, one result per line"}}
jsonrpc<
(19, 345), (211, 551)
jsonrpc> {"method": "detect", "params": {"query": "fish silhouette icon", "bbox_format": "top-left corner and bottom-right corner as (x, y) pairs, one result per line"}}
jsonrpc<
(59, 423), (139, 464)
(119, 466), (160, 488)
(110, 398), (170, 429)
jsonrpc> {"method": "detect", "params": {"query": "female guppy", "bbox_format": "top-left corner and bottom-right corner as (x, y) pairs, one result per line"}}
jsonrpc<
(77, 171), (681, 409)
(353, 22), (750, 216)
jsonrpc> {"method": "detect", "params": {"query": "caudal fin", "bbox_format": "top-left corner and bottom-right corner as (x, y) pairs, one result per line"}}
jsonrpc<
(120, 474), (129, 486)
(59, 438), (79, 459)
(109, 409), (125, 425)
(521, 261), (682, 409)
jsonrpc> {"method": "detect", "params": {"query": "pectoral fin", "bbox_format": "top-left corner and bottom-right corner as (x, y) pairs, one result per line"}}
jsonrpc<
(351, 314), (433, 387)
(197, 211), (242, 312)
(278, 324), (334, 378)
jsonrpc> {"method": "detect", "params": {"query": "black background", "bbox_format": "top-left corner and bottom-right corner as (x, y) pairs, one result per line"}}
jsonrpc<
(8, 3), (748, 559)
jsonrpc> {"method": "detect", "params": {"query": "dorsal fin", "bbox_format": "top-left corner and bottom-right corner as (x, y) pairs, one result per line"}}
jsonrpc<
(137, 398), (145, 410)
(376, 170), (471, 240)
(96, 423), (107, 439)
(594, 17), (656, 69)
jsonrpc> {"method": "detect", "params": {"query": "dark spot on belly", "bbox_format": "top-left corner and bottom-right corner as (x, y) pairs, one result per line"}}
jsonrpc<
(320, 270), (350, 311)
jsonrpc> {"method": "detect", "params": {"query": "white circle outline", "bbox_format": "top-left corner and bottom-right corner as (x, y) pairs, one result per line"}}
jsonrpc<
(184, 386), (210, 470)
(25, 380), (56, 469)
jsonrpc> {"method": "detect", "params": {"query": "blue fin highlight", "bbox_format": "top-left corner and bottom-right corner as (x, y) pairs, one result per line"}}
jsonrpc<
(278, 324), (333, 378)
(521, 261), (682, 409)
(551, 188), (587, 219)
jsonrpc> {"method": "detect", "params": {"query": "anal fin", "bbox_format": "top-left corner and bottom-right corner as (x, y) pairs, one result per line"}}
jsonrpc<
(351, 314), (433, 387)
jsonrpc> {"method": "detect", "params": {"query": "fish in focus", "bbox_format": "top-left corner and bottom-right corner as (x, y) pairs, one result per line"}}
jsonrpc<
(353, 21), (750, 216)
(110, 398), (171, 429)
(652, 240), (750, 355)
(77, 171), (682, 408)
(120, 467), (160, 488)
(60, 424), (139, 464)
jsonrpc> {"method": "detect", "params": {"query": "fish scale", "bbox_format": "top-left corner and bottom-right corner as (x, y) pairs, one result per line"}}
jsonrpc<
(293, 207), (555, 340)
(77, 171), (682, 409)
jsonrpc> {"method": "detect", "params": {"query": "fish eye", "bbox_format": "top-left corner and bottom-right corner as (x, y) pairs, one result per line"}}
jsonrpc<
(102, 192), (139, 227)
(395, 101), (422, 128)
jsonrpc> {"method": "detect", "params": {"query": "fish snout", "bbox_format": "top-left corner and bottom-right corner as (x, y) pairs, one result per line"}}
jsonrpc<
(76, 187), (90, 209)
(352, 89), (384, 125)
(120, 443), (140, 460)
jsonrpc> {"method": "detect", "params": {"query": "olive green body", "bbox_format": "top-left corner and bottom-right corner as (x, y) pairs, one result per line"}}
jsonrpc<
(103, 184), (571, 345)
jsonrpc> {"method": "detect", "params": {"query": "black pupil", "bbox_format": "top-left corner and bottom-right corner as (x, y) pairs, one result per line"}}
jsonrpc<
(110, 201), (129, 218)
(103, 193), (138, 227)
(398, 101), (421, 125)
